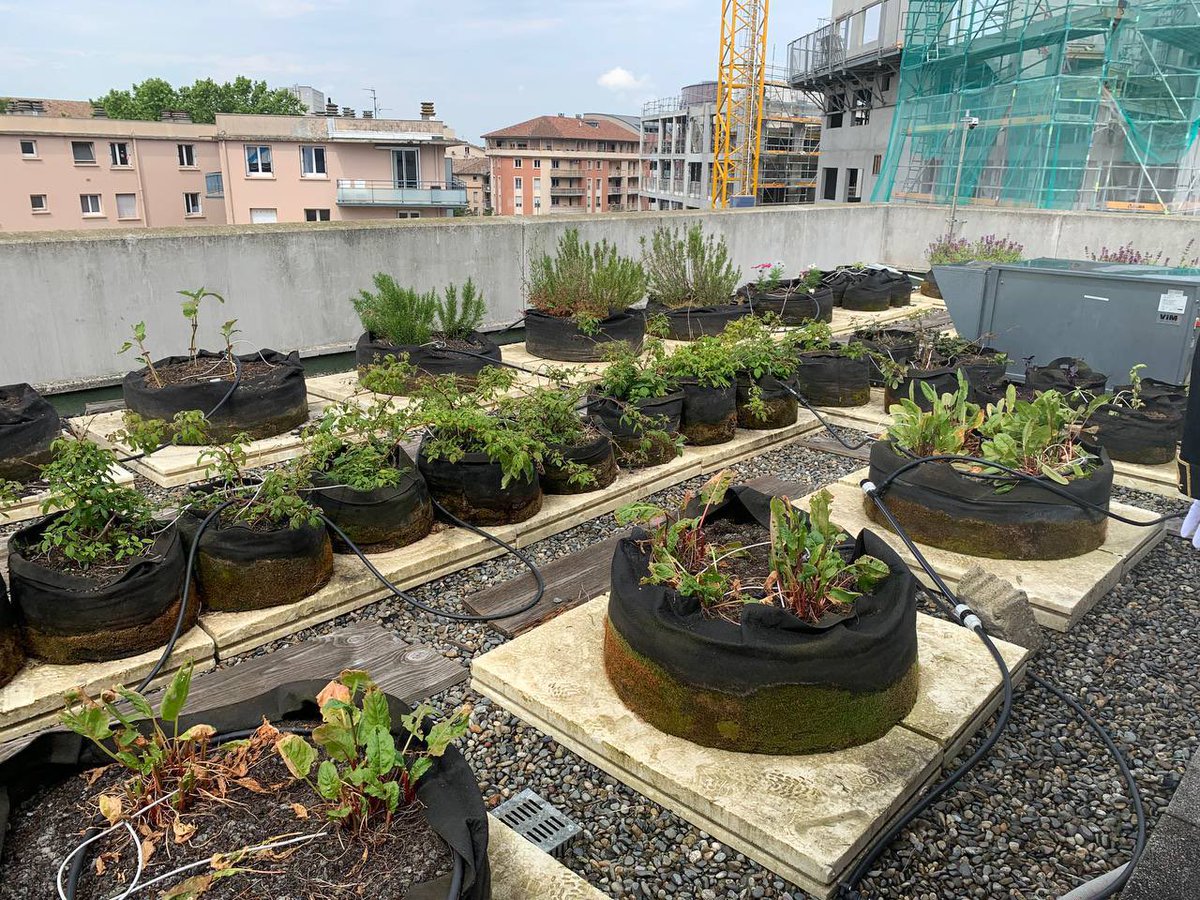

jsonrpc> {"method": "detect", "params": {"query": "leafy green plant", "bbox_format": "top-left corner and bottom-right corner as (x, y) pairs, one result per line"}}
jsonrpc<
(0, 479), (21, 508)
(177, 287), (226, 363)
(304, 398), (410, 492)
(751, 261), (785, 294)
(664, 335), (738, 388)
(436, 278), (487, 341)
(720, 314), (804, 420)
(274, 670), (470, 833)
(352, 273), (439, 347)
(117, 321), (162, 387)
(641, 224), (740, 308)
(194, 436), (321, 530)
(502, 373), (600, 489)
(886, 371), (984, 457)
(116, 408), (210, 455)
(358, 355), (418, 396)
(1110, 363), (1147, 410)
(34, 438), (157, 569)
(598, 337), (673, 402)
(977, 386), (1106, 485)
(527, 229), (647, 332)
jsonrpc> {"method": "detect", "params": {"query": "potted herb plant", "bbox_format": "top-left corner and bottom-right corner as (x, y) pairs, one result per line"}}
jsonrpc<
(305, 398), (434, 552)
(354, 274), (502, 393)
(792, 322), (873, 408)
(0, 383), (61, 483)
(507, 374), (618, 495)
(0, 667), (491, 898)
(179, 436), (333, 612)
(524, 229), (647, 362)
(871, 374), (1112, 559)
(409, 369), (545, 524)
(1085, 364), (1185, 466)
(721, 315), (803, 429)
(741, 263), (834, 325)
(588, 339), (684, 468)
(6, 438), (192, 664)
(640, 224), (746, 340)
(119, 288), (309, 443)
(606, 471), (919, 754)
(664, 335), (740, 445)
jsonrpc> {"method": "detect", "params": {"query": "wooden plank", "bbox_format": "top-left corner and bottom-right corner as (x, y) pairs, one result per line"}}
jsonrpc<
(795, 431), (873, 462)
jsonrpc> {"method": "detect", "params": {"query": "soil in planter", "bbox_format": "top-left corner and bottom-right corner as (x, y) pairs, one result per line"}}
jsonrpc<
(0, 752), (453, 900)
(153, 357), (278, 387)
(541, 429), (619, 495)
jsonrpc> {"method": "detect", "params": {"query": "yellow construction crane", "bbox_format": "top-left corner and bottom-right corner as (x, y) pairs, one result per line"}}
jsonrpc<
(713, 0), (770, 208)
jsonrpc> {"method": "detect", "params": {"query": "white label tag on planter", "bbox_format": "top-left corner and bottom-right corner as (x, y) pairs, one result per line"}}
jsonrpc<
(1158, 290), (1187, 314)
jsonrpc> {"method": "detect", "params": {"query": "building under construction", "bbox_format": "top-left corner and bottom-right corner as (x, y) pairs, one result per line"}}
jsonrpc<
(639, 72), (821, 210)
(872, 0), (1200, 214)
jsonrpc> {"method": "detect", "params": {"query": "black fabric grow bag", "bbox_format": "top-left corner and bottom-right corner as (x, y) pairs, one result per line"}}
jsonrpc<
(355, 331), (502, 390)
(0, 681), (491, 899)
(883, 269), (913, 307)
(842, 270), (892, 312)
(736, 372), (798, 429)
(588, 392), (684, 468)
(524, 308), (644, 362)
(955, 349), (1007, 389)
(794, 351), (871, 407)
(605, 484), (919, 754)
(677, 379), (737, 445)
(1024, 357), (1108, 393)
(178, 496), (334, 612)
(0, 383), (61, 483)
(122, 349), (309, 442)
(308, 446), (434, 552)
(644, 301), (749, 340)
(541, 430), (618, 495)
(1086, 404), (1184, 466)
(822, 269), (857, 307)
(973, 379), (1042, 408)
(418, 440), (543, 526)
(866, 438), (1113, 560)
(740, 282), (834, 325)
(855, 328), (919, 387)
(0, 575), (23, 691)
(7, 517), (192, 664)
(884, 365), (960, 411)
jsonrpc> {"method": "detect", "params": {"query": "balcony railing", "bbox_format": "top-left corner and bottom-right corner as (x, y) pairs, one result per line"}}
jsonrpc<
(550, 186), (586, 196)
(788, 0), (903, 84)
(336, 179), (468, 207)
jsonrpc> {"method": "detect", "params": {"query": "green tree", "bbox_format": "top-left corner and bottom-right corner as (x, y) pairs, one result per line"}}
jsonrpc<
(93, 76), (304, 124)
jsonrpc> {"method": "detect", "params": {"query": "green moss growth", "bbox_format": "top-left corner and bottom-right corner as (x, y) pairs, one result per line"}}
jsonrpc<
(736, 396), (798, 431)
(22, 593), (200, 665)
(197, 537), (334, 612)
(680, 413), (738, 446)
(603, 619), (919, 755)
(0, 626), (25, 688)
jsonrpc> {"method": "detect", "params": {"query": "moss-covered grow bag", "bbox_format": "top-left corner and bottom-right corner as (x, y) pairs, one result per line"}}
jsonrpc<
(1086, 403), (1184, 466)
(605, 485), (919, 755)
(122, 350), (309, 443)
(677, 379), (737, 445)
(0, 383), (60, 483)
(419, 442), (543, 526)
(178, 499), (334, 612)
(524, 308), (644, 362)
(7, 517), (194, 664)
(0, 681), (492, 899)
(794, 351), (871, 407)
(588, 392), (684, 468)
(0, 575), (24, 690)
(355, 331), (502, 392)
(643, 301), (749, 340)
(541, 431), (619, 495)
(309, 446), (434, 552)
(735, 372), (798, 430)
(865, 439), (1113, 560)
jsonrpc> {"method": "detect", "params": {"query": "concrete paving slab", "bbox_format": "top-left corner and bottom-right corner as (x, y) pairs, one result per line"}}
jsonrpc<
(70, 400), (329, 487)
(823, 473), (1164, 632)
(0, 463), (134, 526)
(472, 595), (1012, 898)
(0, 625), (216, 743)
(488, 815), (608, 899)
(1112, 458), (1184, 499)
(828, 294), (944, 336)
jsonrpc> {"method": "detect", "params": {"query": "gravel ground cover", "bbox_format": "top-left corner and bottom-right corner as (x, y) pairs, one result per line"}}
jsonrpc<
(5, 432), (1195, 899)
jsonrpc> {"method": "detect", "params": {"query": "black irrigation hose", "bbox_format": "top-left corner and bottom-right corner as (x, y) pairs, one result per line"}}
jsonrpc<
(419, 341), (544, 378)
(782, 381), (876, 452)
(116, 354), (244, 464)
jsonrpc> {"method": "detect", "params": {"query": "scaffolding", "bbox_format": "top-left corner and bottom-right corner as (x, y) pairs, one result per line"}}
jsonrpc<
(872, 0), (1200, 214)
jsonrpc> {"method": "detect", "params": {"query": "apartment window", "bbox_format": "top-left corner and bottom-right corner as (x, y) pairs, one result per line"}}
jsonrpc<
(852, 90), (871, 127)
(29, 194), (47, 213)
(586, 160), (592, 169)
(71, 141), (96, 164)
(249, 208), (278, 223)
(177, 143), (196, 167)
(305, 208), (331, 221)
(533, 178), (541, 192)
(514, 176), (523, 190)
(109, 142), (130, 167)
(80, 193), (102, 216)
(205, 172), (224, 198)
(880, 74), (892, 93)
(396, 211), (421, 219)
(532, 159), (541, 169)
(872, 154), (883, 176)
(551, 159), (560, 169)
(116, 193), (138, 219)
(19, 140), (37, 158)
(184, 192), (202, 216)
(513, 158), (522, 169)
(300, 145), (327, 176)
(821, 167), (837, 201)
(245, 145), (273, 175)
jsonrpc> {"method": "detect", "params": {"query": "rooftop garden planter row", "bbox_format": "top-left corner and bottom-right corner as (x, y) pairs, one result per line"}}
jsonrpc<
(735, 372), (798, 430)
(8, 515), (194, 664)
(794, 350), (872, 408)
(0, 576), (23, 691)
(676, 379), (738, 445)
(1025, 357), (1108, 393)
(0, 675), (491, 899)
(643, 301), (750, 340)
(588, 392), (684, 469)
(123, 349), (309, 443)
(418, 440), (544, 526)
(605, 481), (920, 755)
(355, 331), (502, 392)
(540, 430), (619, 495)
(0, 383), (60, 483)
(310, 446), (435, 551)
(524, 307), (645, 362)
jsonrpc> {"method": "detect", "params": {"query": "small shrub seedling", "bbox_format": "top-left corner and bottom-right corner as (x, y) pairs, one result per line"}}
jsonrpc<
(195, 435), (321, 530)
(664, 335), (738, 388)
(436, 278), (488, 342)
(116, 408), (209, 455)
(352, 273), (439, 347)
(117, 321), (162, 387)
(304, 398), (410, 493)
(177, 286), (226, 364)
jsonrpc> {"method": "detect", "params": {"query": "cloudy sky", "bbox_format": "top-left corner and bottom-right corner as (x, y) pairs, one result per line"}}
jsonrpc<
(0, 0), (828, 142)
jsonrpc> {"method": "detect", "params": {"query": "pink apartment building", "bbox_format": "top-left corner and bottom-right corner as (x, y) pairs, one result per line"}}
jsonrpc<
(482, 114), (648, 216)
(0, 101), (466, 232)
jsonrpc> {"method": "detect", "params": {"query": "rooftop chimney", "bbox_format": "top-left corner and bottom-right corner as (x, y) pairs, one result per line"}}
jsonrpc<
(420, 101), (435, 120)
(342, 106), (355, 118)
(159, 109), (192, 123)
(325, 100), (338, 116)
(362, 110), (374, 119)
(92, 104), (108, 118)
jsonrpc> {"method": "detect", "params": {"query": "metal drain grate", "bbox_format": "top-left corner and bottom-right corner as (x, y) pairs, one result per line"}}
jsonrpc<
(492, 788), (582, 857)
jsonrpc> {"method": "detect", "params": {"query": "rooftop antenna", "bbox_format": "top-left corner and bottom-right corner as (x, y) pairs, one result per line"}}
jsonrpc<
(363, 87), (380, 118)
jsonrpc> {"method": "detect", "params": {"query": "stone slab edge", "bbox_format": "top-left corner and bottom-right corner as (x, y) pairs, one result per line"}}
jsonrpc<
(487, 814), (609, 899)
